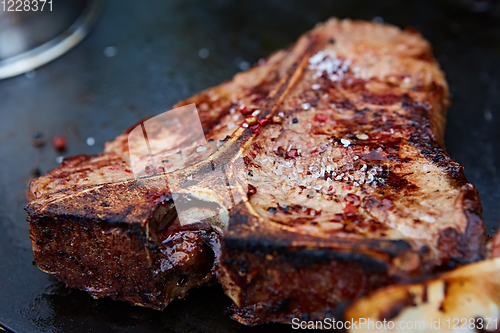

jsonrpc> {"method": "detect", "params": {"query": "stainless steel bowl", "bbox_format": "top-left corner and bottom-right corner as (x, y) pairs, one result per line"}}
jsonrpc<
(0, 0), (101, 79)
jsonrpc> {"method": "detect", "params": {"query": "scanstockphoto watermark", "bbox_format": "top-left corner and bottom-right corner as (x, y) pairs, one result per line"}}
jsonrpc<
(292, 317), (428, 330)
(291, 317), (498, 330)
(1, 0), (52, 11)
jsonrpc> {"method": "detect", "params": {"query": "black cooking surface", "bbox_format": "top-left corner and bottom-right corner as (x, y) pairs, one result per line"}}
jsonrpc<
(1, 0), (499, 332)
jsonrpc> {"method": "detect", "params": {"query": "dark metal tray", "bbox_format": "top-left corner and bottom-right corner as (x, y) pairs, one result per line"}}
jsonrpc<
(1, 0), (499, 332)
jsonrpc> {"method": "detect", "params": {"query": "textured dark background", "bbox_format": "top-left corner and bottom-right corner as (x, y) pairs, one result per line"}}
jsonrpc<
(1, 0), (499, 332)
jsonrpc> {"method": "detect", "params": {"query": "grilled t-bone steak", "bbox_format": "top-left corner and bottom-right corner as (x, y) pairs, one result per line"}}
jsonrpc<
(26, 19), (486, 325)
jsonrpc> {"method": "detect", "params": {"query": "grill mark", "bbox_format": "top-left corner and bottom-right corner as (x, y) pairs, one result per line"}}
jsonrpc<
(362, 93), (405, 106)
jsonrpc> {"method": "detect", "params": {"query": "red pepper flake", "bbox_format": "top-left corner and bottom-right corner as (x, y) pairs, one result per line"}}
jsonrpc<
(108, 166), (118, 170)
(239, 104), (249, 116)
(328, 185), (333, 192)
(313, 114), (329, 122)
(258, 118), (269, 126)
(342, 184), (351, 190)
(285, 149), (298, 159)
(124, 168), (132, 173)
(343, 203), (357, 214)
(345, 193), (361, 206)
(53, 135), (66, 151)
(250, 124), (261, 134)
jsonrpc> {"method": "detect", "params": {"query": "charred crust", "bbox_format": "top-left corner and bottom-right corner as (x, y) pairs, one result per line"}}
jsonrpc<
(280, 249), (389, 273)
(30, 214), (148, 244)
(223, 223), (412, 261)
(362, 93), (405, 106)
(29, 210), (220, 310)
(431, 185), (485, 270)
(222, 248), (394, 325)
(333, 98), (356, 110)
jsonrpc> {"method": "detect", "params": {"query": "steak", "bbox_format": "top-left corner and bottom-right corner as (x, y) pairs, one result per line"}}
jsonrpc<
(26, 19), (486, 325)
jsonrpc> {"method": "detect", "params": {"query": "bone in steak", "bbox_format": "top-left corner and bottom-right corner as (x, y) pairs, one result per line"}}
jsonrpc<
(26, 19), (486, 325)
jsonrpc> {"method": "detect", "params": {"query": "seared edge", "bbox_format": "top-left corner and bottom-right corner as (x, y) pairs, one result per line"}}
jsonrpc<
(27, 182), (220, 309)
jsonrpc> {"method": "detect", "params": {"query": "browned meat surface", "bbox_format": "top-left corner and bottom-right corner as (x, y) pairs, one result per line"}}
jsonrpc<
(26, 18), (486, 325)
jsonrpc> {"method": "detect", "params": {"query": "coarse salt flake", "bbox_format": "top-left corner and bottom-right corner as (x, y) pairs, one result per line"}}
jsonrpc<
(308, 50), (350, 82)
(341, 138), (351, 147)
(309, 51), (326, 65)
(356, 133), (369, 140)
(367, 174), (374, 183)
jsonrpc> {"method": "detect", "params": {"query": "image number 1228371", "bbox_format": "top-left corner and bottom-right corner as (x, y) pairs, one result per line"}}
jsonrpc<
(1, 0), (52, 11)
